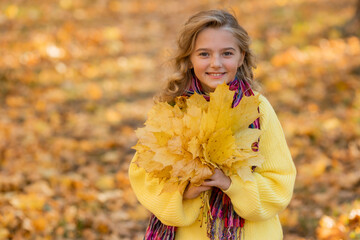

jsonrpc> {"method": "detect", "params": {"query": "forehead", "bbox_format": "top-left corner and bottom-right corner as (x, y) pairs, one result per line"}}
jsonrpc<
(194, 27), (239, 49)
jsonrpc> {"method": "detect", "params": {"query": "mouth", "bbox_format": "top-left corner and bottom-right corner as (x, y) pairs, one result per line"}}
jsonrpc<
(206, 72), (226, 78)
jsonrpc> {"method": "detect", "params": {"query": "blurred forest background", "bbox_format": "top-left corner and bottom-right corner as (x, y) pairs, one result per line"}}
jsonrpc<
(0, 0), (360, 239)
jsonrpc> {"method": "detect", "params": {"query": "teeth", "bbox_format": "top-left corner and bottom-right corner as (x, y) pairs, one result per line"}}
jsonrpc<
(208, 73), (223, 76)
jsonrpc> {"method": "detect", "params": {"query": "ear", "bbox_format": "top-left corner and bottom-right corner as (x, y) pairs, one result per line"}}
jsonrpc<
(188, 55), (195, 69)
(238, 51), (245, 67)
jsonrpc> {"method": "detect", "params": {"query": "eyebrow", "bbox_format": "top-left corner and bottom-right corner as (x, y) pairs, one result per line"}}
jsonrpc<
(194, 47), (237, 52)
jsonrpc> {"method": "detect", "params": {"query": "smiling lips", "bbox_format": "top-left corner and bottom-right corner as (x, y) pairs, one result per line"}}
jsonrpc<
(206, 72), (226, 79)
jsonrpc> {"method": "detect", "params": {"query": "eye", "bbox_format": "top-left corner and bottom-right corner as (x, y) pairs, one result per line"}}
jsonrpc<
(198, 52), (209, 57)
(223, 51), (234, 56)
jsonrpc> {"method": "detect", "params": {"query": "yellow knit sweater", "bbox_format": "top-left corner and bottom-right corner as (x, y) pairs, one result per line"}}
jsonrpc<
(129, 94), (296, 240)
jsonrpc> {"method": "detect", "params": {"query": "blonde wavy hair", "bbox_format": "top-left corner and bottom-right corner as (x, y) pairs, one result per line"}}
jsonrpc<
(157, 9), (259, 102)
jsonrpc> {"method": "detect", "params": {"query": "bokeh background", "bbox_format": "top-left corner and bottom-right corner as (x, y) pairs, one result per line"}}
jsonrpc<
(0, 0), (360, 239)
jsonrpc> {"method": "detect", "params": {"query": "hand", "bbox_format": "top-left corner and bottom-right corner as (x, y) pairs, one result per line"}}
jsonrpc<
(183, 182), (211, 200)
(201, 168), (231, 191)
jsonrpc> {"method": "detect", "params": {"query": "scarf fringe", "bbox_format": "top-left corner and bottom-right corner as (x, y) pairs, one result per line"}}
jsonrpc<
(206, 188), (245, 240)
(144, 214), (176, 240)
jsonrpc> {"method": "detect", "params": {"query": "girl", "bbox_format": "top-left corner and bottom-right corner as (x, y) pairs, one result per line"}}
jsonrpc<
(129, 9), (296, 240)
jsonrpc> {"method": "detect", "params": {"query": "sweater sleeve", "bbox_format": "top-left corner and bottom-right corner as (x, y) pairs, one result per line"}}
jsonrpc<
(223, 94), (296, 222)
(128, 154), (203, 227)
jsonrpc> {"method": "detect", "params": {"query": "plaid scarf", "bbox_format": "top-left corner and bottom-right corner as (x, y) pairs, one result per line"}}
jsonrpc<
(144, 74), (260, 240)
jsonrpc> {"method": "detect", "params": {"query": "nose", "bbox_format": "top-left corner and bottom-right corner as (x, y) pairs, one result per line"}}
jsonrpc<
(210, 54), (221, 68)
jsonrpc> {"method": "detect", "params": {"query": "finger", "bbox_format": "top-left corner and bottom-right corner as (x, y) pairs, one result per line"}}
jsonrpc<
(189, 184), (211, 191)
(200, 186), (212, 191)
(204, 174), (217, 182)
(204, 175), (219, 183)
(200, 183), (213, 190)
(201, 181), (216, 187)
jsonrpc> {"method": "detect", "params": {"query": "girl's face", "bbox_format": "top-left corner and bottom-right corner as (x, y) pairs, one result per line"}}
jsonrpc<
(190, 27), (244, 93)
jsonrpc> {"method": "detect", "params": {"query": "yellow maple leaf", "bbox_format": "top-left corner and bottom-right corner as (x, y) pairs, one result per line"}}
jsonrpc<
(153, 148), (177, 167)
(151, 165), (172, 179)
(183, 104), (202, 137)
(134, 128), (157, 148)
(236, 166), (255, 182)
(231, 94), (262, 132)
(174, 96), (187, 110)
(188, 137), (202, 159)
(186, 92), (208, 111)
(153, 132), (172, 147)
(207, 83), (233, 130)
(133, 82), (264, 193)
(172, 104), (185, 118)
(234, 128), (262, 149)
(191, 159), (214, 186)
(146, 102), (175, 132)
(204, 128), (235, 166)
(162, 180), (184, 193)
(167, 136), (184, 155)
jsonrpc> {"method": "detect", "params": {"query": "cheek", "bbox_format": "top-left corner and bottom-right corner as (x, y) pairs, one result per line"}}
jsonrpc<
(192, 61), (207, 72)
(225, 61), (240, 72)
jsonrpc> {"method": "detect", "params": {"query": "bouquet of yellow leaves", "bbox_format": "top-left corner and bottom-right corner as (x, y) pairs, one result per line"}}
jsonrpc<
(133, 83), (264, 193)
